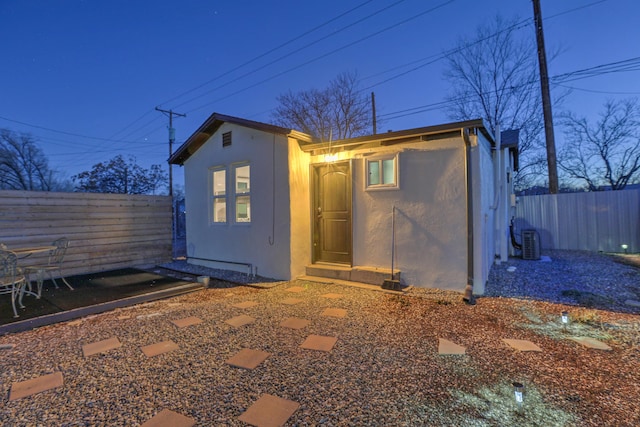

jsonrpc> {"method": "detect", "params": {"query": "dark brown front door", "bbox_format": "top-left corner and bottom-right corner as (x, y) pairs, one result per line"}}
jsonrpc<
(312, 161), (352, 264)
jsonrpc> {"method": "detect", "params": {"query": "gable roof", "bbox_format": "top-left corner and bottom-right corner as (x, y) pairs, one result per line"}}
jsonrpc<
(170, 113), (498, 165)
(169, 113), (314, 165)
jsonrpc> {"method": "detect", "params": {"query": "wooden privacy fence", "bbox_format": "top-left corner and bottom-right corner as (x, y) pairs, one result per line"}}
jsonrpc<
(0, 190), (173, 277)
(514, 189), (640, 253)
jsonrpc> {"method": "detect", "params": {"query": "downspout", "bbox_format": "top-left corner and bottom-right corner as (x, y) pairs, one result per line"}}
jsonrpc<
(462, 128), (476, 305)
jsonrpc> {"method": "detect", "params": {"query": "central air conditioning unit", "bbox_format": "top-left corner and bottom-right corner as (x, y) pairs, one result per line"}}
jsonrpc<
(522, 229), (541, 260)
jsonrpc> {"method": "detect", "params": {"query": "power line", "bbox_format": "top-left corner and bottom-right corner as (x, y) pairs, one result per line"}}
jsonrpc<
(378, 56), (640, 122)
(361, 0), (608, 92)
(0, 115), (152, 145)
(172, 0), (412, 111)
(107, 1), (378, 144)
(0, 0), (617, 155)
(157, 0), (378, 109)
(555, 84), (640, 95)
(184, 0), (455, 115)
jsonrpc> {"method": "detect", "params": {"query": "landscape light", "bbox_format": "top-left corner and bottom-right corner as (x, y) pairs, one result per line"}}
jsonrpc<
(561, 311), (569, 327)
(513, 382), (524, 408)
(621, 244), (628, 253)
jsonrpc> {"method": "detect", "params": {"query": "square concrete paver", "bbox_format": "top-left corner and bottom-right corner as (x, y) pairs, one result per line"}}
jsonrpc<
(82, 336), (122, 357)
(569, 336), (612, 350)
(280, 298), (303, 305)
(280, 317), (310, 330)
(171, 316), (203, 328)
(320, 293), (343, 299)
(438, 338), (466, 355)
(321, 308), (347, 318)
(300, 335), (338, 352)
(226, 348), (271, 370)
(140, 409), (196, 427)
(232, 301), (259, 309)
(9, 372), (64, 401)
(225, 314), (256, 328)
(285, 286), (306, 293)
(141, 340), (180, 357)
(238, 393), (300, 427)
(502, 339), (542, 352)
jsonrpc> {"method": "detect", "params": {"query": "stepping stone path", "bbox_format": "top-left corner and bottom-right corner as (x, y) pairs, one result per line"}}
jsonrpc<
(232, 301), (259, 309)
(321, 308), (347, 318)
(569, 336), (612, 350)
(171, 316), (203, 328)
(141, 409), (196, 427)
(141, 340), (180, 357)
(238, 393), (300, 427)
(438, 338), (466, 355)
(300, 335), (338, 352)
(280, 317), (310, 330)
(9, 372), (64, 401)
(320, 293), (343, 299)
(5, 284), (618, 425)
(226, 348), (271, 370)
(502, 338), (543, 352)
(225, 314), (255, 328)
(82, 336), (121, 357)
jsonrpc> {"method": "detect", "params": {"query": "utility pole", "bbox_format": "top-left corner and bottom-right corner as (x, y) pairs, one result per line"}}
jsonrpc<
(532, 0), (559, 194)
(155, 107), (186, 197)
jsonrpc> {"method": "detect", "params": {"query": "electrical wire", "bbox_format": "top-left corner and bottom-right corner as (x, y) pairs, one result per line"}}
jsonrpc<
(1, 0), (621, 160)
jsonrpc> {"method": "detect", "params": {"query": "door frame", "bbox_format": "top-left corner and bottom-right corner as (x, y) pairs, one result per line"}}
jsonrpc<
(310, 160), (353, 265)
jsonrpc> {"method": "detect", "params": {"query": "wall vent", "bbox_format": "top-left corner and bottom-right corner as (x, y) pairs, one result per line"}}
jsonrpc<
(522, 229), (541, 260)
(222, 131), (232, 147)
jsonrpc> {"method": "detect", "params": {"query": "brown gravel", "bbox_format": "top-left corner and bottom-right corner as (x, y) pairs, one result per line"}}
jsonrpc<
(1, 264), (639, 425)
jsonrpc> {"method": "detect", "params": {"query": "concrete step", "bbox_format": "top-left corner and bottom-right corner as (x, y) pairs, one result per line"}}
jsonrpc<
(304, 264), (400, 286)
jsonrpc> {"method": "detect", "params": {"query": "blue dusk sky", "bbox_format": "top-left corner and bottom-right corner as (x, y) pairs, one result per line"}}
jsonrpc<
(2, 0), (639, 190)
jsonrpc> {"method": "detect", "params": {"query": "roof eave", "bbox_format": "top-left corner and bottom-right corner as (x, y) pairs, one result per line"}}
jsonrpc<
(299, 119), (493, 154)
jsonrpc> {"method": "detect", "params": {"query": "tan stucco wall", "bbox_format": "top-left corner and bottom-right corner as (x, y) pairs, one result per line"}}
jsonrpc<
(182, 123), (293, 280)
(310, 136), (471, 291)
(287, 137), (311, 278)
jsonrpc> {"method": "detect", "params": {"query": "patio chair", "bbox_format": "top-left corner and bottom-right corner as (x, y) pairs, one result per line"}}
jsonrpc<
(0, 249), (27, 318)
(24, 237), (74, 297)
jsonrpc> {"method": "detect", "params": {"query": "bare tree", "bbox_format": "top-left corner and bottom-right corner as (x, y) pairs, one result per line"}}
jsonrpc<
(442, 16), (551, 191)
(0, 129), (58, 191)
(73, 155), (168, 195)
(272, 71), (373, 141)
(559, 99), (640, 191)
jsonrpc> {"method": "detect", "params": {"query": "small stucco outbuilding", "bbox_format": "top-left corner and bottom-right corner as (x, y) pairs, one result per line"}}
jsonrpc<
(170, 113), (517, 296)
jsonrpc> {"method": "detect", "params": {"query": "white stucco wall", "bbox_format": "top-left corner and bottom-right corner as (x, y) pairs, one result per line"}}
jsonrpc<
(182, 123), (293, 280)
(180, 121), (501, 291)
(473, 131), (497, 294)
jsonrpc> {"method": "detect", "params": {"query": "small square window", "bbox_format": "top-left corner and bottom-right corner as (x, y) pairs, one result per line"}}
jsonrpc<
(366, 155), (398, 190)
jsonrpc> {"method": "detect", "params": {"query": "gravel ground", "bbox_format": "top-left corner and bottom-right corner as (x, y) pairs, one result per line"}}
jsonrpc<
(0, 251), (638, 426)
(485, 250), (640, 314)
